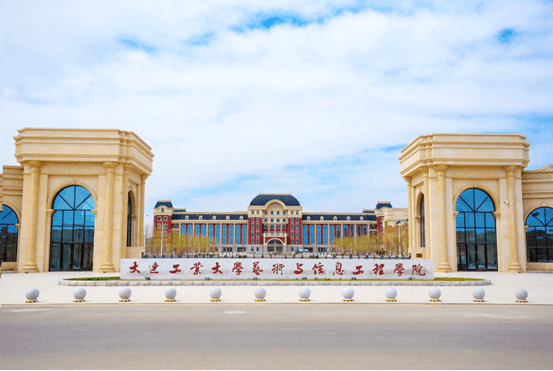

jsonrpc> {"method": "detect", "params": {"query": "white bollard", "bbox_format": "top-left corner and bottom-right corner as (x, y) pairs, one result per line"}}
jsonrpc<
(25, 288), (39, 303)
(119, 288), (131, 302)
(73, 288), (86, 302)
(515, 288), (528, 303)
(472, 288), (485, 302)
(299, 287), (311, 302)
(429, 287), (441, 302)
(165, 288), (177, 302)
(386, 288), (397, 302)
(254, 288), (266, 302)
(210, 287), (222, 302)
(342, 287), (354, 302)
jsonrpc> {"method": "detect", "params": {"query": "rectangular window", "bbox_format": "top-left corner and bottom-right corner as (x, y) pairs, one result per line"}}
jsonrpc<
(223, 225), (227, 245)
(209, 225), (214, 242)
(323, 225), (328, 245)
(303, 225), (308, 245)
(157, 216), (161, 221)
(317, 225), (321, 245)
(215, 225), (220, 244)
(188, 225), (193, 235)
(229, 225), (233, 244)
(330, 225), (335, 244)
(310, 225), (314, 245)
(164, 216), (167, 221)
(336, 225), (341, 238)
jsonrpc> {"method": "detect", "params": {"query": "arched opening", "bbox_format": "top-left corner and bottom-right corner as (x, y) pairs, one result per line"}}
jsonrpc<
(0, 205), (19, 263)
(525, 207), (553, 263)
(419, 195), (425, 248)
(50, 185), (95, 271)
(126, 193), (133, 247)
(455, 188), (497, 271)
(267, 239), (283, 253)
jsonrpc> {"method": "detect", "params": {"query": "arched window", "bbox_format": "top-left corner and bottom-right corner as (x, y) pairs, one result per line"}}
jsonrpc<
(126, 193), (132, 247)
(50, 186), (95, 271)
(0, 205), (19, 262)
(526, 207), (553, 262)
(455, 188), (497, 271)
(419, 195), (425, 247)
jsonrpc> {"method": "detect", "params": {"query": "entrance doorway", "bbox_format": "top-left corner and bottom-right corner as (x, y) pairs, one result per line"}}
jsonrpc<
(455, 188), (497, 271)
(50, 186), (95, 271)
(267, 239), (284, 253)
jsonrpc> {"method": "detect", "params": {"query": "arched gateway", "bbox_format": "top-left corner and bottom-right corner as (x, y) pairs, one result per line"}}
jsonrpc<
(50, 186), (95, 271)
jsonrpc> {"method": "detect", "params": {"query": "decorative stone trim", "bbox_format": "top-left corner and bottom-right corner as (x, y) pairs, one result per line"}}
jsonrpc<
(60, 279), (491, 287)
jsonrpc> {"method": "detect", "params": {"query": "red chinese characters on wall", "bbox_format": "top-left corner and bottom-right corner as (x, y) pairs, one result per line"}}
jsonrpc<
(272, 263), (285, 275)
(373, 263), (384, 275)
(211, 262), (223, 274)
(353, 265), (364, 275)
(393, 263), (405, 277)
(149, 262), (160, 274)
(333, 262), (344, 276)
(190, 262), (203, 275)
(412, 264), (426, 276)
(312, 262), (324, 275)
(294, 263), (303, 274)
(253, 261), (263, 276)
(129, 262), (140, 274)
(232, 262), (244, 275)
(169, 264), (181, 274)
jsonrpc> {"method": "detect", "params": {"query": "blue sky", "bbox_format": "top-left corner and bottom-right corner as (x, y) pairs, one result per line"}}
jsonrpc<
(2, 0), (553, 218)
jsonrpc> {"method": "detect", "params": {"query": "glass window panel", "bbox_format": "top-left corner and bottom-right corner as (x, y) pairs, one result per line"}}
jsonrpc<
(242, 225), (247, 244)
(0, 206), (18, 223)
(526, 211), (542, 227)
(74, 229), (84, 243)
(478, 197), (494, 212)
(229, 225), (233, 244)
(77, 197), (95, 210)
(63, 211), (74, 226)
(475, 213), (485, 228)
(73, 245), (82, 270)
(544, 207), (553, 226)
(477, 244), (486, 269)
(457, 244), (466, 268)
(487, 244), (497, 269)
(330, 226), (335, 244)
(74, 211), (85, 226)
(456, 229), (465, 243)
(188, 225), (193, 235)
(485, 213), (495, 229)
(467, 230), (476, 244)
(51, 227), (62, 242)
(74, 187), (90, 209)
(58, 187), (76, 207)
(85, 230), (94, 243)
(548, 247), (553, 263)
(456, 191), (474, 212)
(476, 228), (486, 243)
(455, 213), (465, 228)
(538, 248), (547, 262)
(63, 229), (73, 242)
(309, 226), (314, 245)
(486, 230), (496, 244)
(50, 243), (61, 270)
(468, 244), (476, 270)
(223, 225), (227, 245)
(465, 213), (475, 228)
(303, 225), (308, 245)
(85, 212), (95, 226)
(62, 244), (72, 270)
(473, 189), (488, 210)
(53, 196), (72, 210)
(336, 225), (341, 238)
(527, 245), (537, 262)
(537, 233), (546, 247)
(317, 225), (321, 245)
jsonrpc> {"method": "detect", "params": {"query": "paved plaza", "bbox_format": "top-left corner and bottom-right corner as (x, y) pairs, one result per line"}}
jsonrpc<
(1, 270), (552, 305)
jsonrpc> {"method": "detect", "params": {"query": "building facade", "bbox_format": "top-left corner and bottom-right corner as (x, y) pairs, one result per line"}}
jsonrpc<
(0, 128), (153, 273)
(153, 194), (407, 255)
(400, 134), (553, 273)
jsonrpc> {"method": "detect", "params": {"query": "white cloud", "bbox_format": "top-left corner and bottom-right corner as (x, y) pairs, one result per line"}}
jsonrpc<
(2, 0), (553, 214)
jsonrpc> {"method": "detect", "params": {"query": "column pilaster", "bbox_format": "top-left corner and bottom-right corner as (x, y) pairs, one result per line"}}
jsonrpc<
(436, 165), (452, 272)
(100, 162), (116, 272)
(23, 161), (42, 272)
(505, 166), (522, 272)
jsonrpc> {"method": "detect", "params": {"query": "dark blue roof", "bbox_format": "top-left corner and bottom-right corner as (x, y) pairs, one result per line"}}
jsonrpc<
(375, 202), (392, 209)
(249, 194), (300, 207)
(154, 201), (173, 209)
(172, 213), (248, 221)
(302, 214), (376, 221)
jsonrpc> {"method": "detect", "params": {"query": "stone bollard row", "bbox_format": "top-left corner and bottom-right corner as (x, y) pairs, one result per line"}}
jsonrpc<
(23, 286), (530, 304)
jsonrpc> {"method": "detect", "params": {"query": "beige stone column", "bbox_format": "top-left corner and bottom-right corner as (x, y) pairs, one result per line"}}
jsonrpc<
(505, 166), (522, 272)
(23, 161), (42, 272)
(100, 162), (116, 272)
(406, 178), (413, 251)
(422, 168), (430, 254)
(139, 174), (147, 248)
(121, 164), (131, 258)
(436, 165), (452, 272)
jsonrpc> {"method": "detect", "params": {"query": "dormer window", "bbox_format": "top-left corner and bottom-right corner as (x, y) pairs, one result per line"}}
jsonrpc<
(226, 216), (230, 220)
(213, 216), (216, 220)
(347, 217), (350, 221)
(360, 217), (364, 221)
(333, 216), (337, 221)
(199, 216), (203, 220)
(320, 217), (324, 221)
(185, 216), (189, 220)
(161, 208), (165, 212)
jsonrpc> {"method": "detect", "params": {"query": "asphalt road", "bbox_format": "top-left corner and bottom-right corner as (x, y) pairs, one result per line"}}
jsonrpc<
(1, 304), (552, 369)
